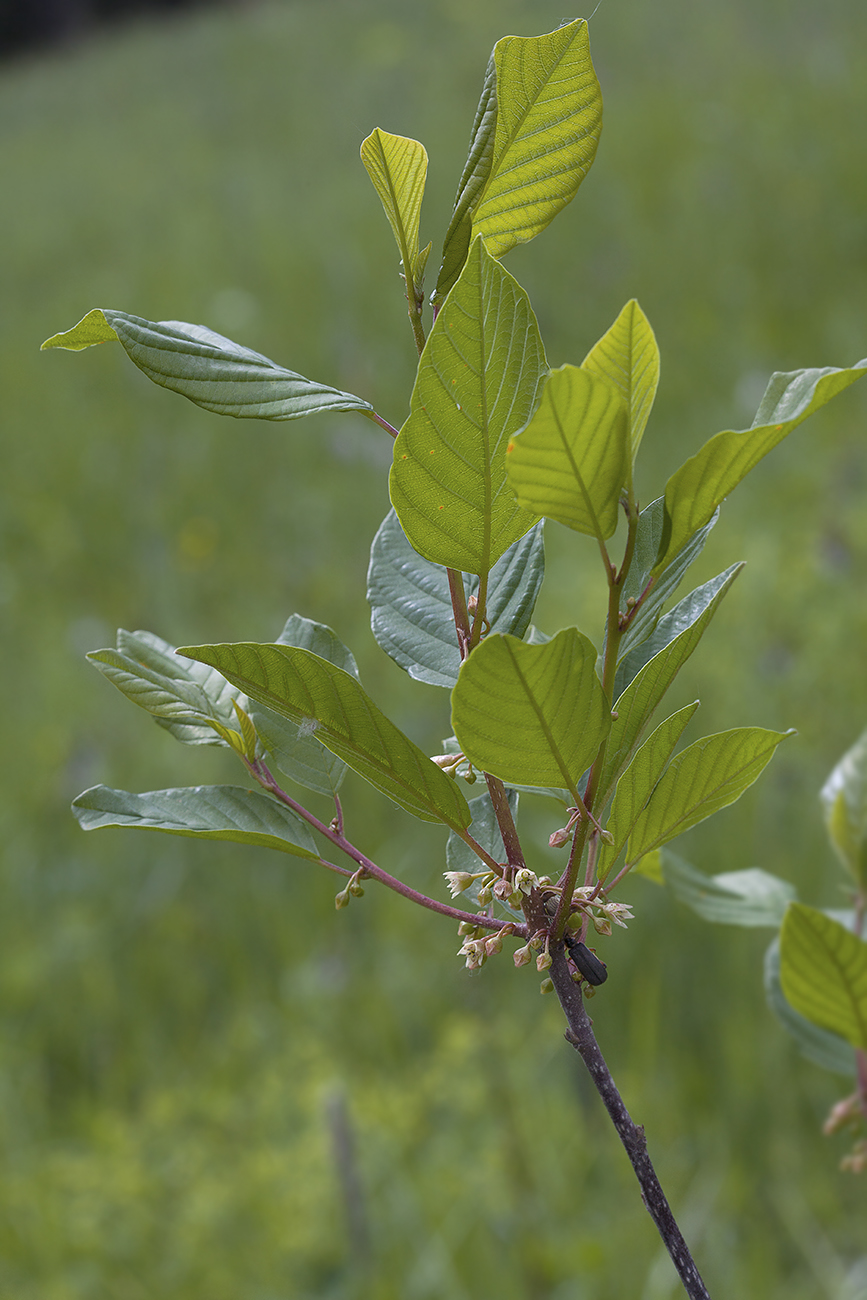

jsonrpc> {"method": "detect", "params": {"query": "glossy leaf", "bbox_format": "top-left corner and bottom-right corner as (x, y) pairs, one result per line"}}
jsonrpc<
(247, 616), (358, 797)
(73, 784), (320, 859)
(616, 498), (719, 665)
(42, 310), (374, 421)
(614, 564), (743, 699)
(657, 358), (867, 570)
(820, 729), (867, 885)
(367, 510), (544, 688)
(88, 629), (244, 748)
(764, 937), (856, 1076)
(360, 128), (428, 279)
(597, 569), (741, 807)
(179, 642), (472, 829)
(662, 849), (796, 927)
(433, 20), (602, 303)
(628, 727), (794, 863)
(582, 299), (659, 461)
(780, 904), (867, 1052)
(390, 237), (547, 574)
(506, 365), (629, 541)
(596, 703), (698, 880)
(451, 629), (610, 794)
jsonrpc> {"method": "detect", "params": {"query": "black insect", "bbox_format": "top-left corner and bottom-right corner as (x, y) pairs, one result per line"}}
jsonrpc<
(563, 931), (608, 985)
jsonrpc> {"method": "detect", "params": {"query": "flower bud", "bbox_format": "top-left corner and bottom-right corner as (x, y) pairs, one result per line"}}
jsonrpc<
(549, 827), (572, 848)
(513, 943), (533, 968)
(484, 934), (503, 956)
(335, 887), (350, 910)
(536, 949), (552, 972)
(539, 978), (554, 994)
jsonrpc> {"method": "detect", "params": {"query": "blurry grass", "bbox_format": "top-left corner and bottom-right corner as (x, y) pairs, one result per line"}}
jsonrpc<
(1, 0), (867, 1295)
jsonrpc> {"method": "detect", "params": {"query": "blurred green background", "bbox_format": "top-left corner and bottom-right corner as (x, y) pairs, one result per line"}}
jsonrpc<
(2, 0), (867, 1295)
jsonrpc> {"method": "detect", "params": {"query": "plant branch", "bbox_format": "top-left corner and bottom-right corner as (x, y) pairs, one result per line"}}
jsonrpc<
(248, 759), (521, 934)
(485, 773), (526, 879)
(365, 410), (400, 438)
(447, 568), (472, 657)
(549, 948), (711, 1299)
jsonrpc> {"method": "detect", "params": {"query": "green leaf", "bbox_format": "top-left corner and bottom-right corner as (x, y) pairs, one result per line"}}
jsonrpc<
(472, 19), (603, 259)
(40, 307), (118, 350)
(42, 309), (374, 422)
(780, 903), (867, 1052)
(367, 510), (544, 688)
(433, 20), (602, 304)
(628, 727), (794, 863)
(73, 784), (320, 859)
(820, 729), (867, 885)
(616, 499), (719, 665)
(614, 564), (743, 699)
(390, 237), (547, 574)
(764, 936), (856, 1076)
(582, 299), (659, 462)
(597, 568), (741, 807)
(361, 128), (428, 280)
(88, 629), (245, 748)
(662, 849), (796, 927)
(433, 52), (497, 307)
(247, 616), (358, 798)
(178, 642), (472, 830)
(596, 703), (698, 880)
(657, 359), (867, 570)
(451, 629), (610, 795)
(506, 365), (629, 541)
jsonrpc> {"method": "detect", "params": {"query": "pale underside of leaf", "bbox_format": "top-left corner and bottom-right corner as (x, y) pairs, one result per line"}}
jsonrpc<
(42, 309), (374, 421)
(367, 510), (544, 688)
(73, 784), (320, 859)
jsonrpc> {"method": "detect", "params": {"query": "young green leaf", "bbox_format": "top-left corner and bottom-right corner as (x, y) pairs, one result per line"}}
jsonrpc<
(178, 642), (472, 829)
(614, 564), (744, 698)
(361, 128), (428, 282)
(627, 727), (794, 863)
(764, 936), (856, 1076)
(390, 237), (547, 574)
(246, 615), (358, 798)
(434, 20), (602, 303)
(780, 904), (867, 1052)
(451, 629), (610, 795)
(367, 510), (544, 688)
(433, 53), (497, 307)
(506, 365), (629, 541)
(88, 629), (245, 747)
(597, 567), (742, 806)
(656, 358), (867, 570)
(582, 299), (659, 462)
(820, 728), (867, 886)
(596, 703), (699, 880)
(42, 310), (375, 421)
(73, 784), (320, 859)
(615, 499), (720, 665)
(661, 849), (796, 927)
